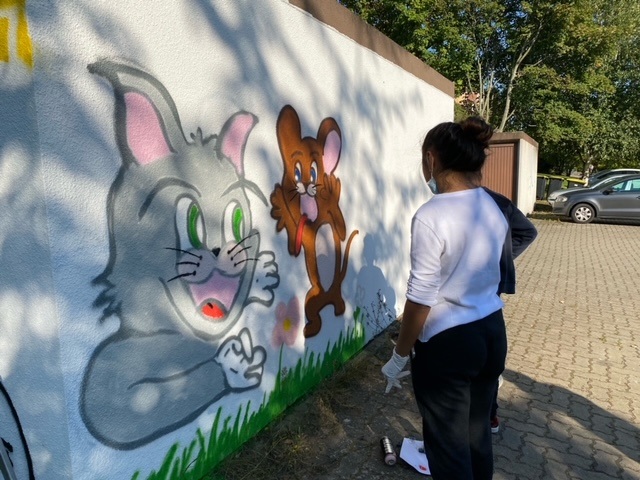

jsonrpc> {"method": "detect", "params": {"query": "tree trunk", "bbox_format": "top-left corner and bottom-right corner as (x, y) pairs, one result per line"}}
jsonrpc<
(498, 24), (543, 131)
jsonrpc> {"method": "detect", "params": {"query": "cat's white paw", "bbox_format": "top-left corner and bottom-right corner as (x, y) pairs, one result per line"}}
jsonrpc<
(251, 251), (279, 303)
(215, 328), (266, 390)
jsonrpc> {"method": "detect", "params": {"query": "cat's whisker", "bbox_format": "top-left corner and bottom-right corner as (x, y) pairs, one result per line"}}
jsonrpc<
(167, 271), (196, 282)
(228, 232), (258, 254)
(165, 247), (202, 260)
(231, 246), (250, 260)
(288, 187), (298, 193)
(177, 261), (200, 267)
(233, 258), (258, 267)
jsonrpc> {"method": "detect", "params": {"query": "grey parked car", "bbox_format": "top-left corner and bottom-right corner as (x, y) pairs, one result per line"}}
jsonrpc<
(547, 175), (627, 206)
(586, 168), (640, 186)
(552, 174), (640, 223)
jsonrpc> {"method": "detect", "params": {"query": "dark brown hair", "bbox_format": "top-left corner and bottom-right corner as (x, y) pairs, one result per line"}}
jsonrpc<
(422, 116), (493, 173)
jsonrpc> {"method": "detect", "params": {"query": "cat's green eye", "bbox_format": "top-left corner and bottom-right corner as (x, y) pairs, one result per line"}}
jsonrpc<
(223, 201), (245, 245)
(187, 203), (204, 249)
(232, 206), (244, 243)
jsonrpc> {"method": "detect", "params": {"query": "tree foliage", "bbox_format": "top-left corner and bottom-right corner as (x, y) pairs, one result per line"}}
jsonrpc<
(340, 0), (640, 174)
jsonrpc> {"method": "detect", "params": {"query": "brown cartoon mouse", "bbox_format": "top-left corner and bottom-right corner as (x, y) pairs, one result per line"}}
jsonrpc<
(271, 105), (358, 338)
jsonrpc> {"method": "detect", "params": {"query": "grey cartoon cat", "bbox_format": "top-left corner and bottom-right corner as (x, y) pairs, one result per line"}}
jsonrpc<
(80, 59), (279, 450)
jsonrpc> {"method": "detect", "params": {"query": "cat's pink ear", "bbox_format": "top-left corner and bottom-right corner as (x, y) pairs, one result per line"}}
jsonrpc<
(124, 92), (172, 165)
(219, 112), (258, 176)
(322, 129), (341, 174)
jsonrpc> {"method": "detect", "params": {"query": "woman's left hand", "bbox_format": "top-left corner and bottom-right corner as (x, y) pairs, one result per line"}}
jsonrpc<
(381, 348), (410, 393)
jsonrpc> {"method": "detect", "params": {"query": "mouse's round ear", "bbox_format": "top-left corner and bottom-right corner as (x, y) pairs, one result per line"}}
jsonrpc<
(276, 105), (302, 158)
(317, 118), (341, 174)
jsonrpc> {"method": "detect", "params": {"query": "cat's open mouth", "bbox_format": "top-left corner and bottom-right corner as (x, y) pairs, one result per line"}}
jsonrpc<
(190, 273), (241, 321)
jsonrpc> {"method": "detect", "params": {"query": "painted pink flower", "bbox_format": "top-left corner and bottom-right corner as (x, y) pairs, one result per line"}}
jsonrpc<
(272, 297), (302, 348)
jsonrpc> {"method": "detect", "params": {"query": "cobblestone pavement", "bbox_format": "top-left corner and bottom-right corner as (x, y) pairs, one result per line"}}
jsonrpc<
(214, 218), (640, 480)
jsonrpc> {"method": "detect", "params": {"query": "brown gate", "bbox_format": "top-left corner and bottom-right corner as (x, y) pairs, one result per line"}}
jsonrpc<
(483, 140), (517, 201)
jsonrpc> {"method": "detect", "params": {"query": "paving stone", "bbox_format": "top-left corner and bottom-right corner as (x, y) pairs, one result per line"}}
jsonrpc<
(543, 457), (573, 479)
(569, 465), (626, 480)
(618, 456), (640, 478)
(215, 219), (640, 480)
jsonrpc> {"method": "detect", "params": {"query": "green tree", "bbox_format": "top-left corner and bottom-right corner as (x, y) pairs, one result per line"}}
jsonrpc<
(340, 0), (640, 174)
(506, 0), (640, 174)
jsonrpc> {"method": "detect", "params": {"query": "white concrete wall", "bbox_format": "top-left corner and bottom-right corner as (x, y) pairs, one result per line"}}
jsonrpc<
(0, 1), (453, 478)
(517, 138), (539, 215)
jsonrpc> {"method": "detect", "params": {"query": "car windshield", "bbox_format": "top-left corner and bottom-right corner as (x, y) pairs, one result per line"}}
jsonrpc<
(549, 177), (617, 198)
(590, 169), (640, 183)
(591, 176), (628, 189)
(590, 171), (611, 182)
(554, 176), (628, 196)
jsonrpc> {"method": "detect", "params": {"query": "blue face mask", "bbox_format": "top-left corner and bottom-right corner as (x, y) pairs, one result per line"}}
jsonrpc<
(425, 154), (439, 194)
(427, 176), (439, 194)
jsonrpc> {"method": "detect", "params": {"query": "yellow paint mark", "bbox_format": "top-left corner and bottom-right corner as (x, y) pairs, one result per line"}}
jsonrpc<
(0, 17), (8, 62)
(0, 0), (33, 67)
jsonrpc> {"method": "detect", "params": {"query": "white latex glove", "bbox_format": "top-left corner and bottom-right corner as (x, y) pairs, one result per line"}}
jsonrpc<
(381, 348), (410, 394)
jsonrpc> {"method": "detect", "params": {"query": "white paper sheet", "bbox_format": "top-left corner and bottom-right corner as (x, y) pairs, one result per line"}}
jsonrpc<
(399, 437), (430, 475)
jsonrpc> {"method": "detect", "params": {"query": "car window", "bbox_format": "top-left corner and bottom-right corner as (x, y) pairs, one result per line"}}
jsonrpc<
(610, 181), (626, 192)
(628, 179), (640, 192)
(610, 179), (640, 192)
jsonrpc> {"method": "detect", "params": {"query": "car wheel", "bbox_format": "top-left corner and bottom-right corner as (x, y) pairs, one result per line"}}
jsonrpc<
(571, 203), (595, 223)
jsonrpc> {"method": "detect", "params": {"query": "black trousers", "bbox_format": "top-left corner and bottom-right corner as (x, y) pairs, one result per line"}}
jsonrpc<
(491, 382), (499, 419)
(411, 309), (507, 480)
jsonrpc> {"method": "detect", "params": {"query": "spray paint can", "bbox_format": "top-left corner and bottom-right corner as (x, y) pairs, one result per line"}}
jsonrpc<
(380, 436), (397, 466)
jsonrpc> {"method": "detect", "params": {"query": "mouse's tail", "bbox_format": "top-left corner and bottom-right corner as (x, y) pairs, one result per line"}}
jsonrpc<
(339, 229), (359, 282)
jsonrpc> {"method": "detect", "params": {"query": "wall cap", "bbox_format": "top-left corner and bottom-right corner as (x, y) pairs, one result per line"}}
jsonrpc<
(288, 0), (455, 98)
(490, 131), (538, 148)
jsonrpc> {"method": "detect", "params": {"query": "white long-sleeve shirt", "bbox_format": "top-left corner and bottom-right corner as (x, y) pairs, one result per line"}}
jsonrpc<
(406, 187), (508, 343)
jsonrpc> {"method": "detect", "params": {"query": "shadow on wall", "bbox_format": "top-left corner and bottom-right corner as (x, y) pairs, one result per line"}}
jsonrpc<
(0, 43), (69, 478)
(346, 233), (397, 340)
(498, 369), (640, 478)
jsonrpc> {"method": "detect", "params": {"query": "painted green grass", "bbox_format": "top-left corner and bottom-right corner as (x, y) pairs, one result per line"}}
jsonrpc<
(136, 308), (366, 480)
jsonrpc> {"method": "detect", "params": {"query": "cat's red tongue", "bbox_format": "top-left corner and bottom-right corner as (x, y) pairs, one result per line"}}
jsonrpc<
(202, 301), (226, 320)
(295, 214), (308, 256)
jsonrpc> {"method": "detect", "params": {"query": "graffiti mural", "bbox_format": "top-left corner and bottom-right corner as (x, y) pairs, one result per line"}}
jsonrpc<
(0, 380), (35, 480)
(80, 59), (279, 450)
(270, 105), (358, 338)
